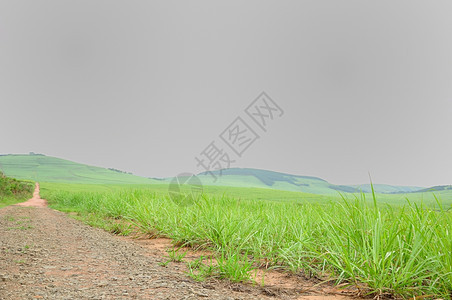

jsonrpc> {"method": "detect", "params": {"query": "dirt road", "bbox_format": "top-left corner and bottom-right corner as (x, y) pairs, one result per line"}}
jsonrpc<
(0, 185), (350, 299)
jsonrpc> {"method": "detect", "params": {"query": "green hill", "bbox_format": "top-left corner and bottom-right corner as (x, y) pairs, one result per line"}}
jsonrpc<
(414, 185), (452, 193)
(0, 154), (435, 195)
(333, 183), (423, 194)
(0, 154), (155, 185)
(197, 168), (425, 195)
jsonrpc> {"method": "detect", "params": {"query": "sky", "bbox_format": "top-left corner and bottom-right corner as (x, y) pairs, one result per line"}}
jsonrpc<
(1, 0), (451, 187)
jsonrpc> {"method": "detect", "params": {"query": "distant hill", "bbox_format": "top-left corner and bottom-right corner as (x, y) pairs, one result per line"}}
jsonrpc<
(332, 184), (423, 194)
(413, 185), (452, 193)
(196, 168), (425, 195)
(0, 154), (155, 184)
(0, 154), (433, 194)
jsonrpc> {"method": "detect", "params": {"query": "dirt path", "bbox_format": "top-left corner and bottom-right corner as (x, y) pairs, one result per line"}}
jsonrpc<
(15, 183), (47, 208)
(0, 185), (351, 299)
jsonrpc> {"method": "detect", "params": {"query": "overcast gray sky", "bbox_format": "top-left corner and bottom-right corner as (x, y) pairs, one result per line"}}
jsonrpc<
(1, 0), (451, 187)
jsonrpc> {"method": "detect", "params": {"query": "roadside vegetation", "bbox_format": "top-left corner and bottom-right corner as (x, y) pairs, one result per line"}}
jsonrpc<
(0, 172), (33, 208)
(41, 182), (452, 299)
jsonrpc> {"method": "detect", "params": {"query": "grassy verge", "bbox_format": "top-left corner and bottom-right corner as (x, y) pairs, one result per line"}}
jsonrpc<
(0, 172), (34, 208)
(41, 184), (452, 299)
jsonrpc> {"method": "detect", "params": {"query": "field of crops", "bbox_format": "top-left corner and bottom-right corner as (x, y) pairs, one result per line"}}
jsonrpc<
(40, 182), (452, 299)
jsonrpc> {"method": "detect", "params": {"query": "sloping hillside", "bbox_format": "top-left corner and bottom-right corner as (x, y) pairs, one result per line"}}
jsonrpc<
(0, 154), (155, 184)
(332, 184), (423, 194)
(198, 168), (424, 194)
(414, 185), (452, 193)
(198, 168), (333, 194)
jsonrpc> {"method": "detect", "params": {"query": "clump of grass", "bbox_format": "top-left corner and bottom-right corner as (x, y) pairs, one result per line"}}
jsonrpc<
(5, 216), (15, 222)
(7, 225), (34, 230)
(160, 247), (188, 267)
(166, 247), (187, 262)
(186, 251), (254, 283)
(14, 260), (26, 264)
(185, 255), (206, 271)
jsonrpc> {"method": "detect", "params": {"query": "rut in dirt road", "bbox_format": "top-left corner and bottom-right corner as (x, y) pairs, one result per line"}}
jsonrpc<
(0, 184), (350, 300)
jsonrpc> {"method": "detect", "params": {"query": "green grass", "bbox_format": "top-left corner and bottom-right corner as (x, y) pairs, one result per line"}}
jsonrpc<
(7, 225), (34, 230)
(41, 182), (452, 299)
(165, 247), (188, 263)
(0, 172), (34, 208)
(0, 197), (27, 208)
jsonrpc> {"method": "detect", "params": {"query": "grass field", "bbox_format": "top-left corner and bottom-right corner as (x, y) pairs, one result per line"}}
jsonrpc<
(40, 182), (452, 299)
(40, 181), (452, 207)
